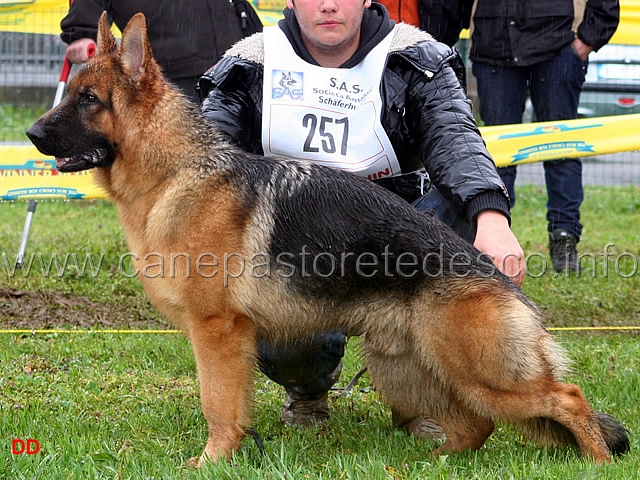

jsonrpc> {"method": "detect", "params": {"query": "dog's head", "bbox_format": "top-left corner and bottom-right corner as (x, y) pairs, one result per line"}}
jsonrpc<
(26, 12), (162, 173)
(279, 72), (297, 88)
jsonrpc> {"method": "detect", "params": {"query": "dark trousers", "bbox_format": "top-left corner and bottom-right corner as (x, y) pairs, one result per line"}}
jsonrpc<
(257, 188), (475, 396)
(472, 43), (587, 238)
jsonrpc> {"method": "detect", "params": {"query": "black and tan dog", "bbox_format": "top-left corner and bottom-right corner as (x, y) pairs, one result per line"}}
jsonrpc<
(27, 13), (629, 466)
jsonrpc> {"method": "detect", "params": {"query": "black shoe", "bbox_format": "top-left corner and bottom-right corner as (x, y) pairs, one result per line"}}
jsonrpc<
(549, 228), (579, 273)
(280, 363), (342, 426)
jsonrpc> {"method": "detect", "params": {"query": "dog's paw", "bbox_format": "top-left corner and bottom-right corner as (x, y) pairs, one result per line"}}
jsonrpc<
(188, 453), (210, 468)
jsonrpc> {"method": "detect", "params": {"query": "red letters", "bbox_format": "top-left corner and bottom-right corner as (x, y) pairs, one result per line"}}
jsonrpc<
(11, 438), (40, 454)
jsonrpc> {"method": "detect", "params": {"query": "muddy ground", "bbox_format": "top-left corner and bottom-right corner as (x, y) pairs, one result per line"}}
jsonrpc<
(0, 286), (171, 330)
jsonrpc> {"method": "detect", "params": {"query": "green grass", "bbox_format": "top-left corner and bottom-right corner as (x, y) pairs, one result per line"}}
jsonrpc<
(1, 200), (143, 301)
(510, 185), (640, 328)
(0, 105), (47, 142)
(1, 185), (639, 478)
(1, 333), (638, 479)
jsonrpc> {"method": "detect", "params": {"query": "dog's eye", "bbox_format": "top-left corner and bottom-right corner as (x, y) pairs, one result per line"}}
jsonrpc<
(81, 92), (98, 105)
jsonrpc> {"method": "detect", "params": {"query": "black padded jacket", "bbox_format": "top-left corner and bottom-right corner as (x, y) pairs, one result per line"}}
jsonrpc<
(198, 4), (511, 224)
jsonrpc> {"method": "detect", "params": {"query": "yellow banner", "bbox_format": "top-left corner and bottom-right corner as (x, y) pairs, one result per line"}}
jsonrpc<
(611, 0), (640, 46)
(480, 113), (640, 167)
(252, 0), (285, 28)
(2, 114), (639, 200)
(0, 0), (68, 35)
(0, 0), (278, 35)
(0, 144), (105, 200)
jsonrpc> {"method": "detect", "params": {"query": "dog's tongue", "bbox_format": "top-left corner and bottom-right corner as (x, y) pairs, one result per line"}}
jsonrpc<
(55, 157), (67, 169)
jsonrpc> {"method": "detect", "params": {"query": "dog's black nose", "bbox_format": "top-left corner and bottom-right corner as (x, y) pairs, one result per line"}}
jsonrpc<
(25, 122), (45, 144)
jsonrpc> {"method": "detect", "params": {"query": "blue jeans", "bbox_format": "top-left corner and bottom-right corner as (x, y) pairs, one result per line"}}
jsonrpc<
(472, 43), (587, 238)
(258, 188), (473, 395)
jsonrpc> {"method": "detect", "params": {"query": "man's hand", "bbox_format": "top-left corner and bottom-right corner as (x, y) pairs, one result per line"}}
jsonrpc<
(572, 38), (593, 62)
(66, 38), (97, 64)
(473, 210), (525, 287)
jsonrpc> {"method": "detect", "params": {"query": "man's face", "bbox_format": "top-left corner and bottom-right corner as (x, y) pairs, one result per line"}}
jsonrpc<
(286, 0), (372, 60)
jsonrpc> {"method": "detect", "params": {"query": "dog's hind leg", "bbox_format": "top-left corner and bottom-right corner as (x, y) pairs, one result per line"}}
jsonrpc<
(430, 398), (495, 456)
(186, 313), (257, 466)
(414, 286), (617, 463)
(456, 378), (613, 462)
(363, 337), (494, 453)
(506, 381), (613, 462)
(360, 335), (433, 428)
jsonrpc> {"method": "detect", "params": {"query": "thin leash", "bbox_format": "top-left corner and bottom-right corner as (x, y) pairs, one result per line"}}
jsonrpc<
(245, 428), (265, 456)
(334, 366), (369, 396)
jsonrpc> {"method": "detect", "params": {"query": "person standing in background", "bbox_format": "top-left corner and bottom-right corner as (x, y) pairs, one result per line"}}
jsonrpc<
(377, 0), (472, 47)
(417, 0), (471, 47)
(60, 0), (262, 99)
(468, 0), (619, 272)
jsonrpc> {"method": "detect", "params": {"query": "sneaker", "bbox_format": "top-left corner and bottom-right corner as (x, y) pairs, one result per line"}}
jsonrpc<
(280, 391), (330, 426)
(392, 410), (445, 440)
(280, 363), (342, 426)
(549, 228), (579, 273)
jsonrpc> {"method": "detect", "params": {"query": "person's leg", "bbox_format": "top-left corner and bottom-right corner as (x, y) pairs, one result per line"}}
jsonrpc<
(258, 330), (346, 425)
(472, 62), (530, 207)
(529, 43), (587, 271)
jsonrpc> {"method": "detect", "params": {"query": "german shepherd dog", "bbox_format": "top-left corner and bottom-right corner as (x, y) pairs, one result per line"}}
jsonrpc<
(27, 13), (629, 466)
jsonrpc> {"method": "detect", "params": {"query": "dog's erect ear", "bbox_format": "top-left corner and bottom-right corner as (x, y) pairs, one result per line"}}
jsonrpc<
(119, 13), (152, 83)
(96, 11), (117, 56)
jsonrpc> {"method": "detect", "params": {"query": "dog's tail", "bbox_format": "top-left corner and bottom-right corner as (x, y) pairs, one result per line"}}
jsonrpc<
(517, 412), (630, 456)
(595, 412), (631, 455)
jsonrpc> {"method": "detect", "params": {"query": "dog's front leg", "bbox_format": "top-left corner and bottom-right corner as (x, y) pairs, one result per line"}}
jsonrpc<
(187, 313), (257, 467)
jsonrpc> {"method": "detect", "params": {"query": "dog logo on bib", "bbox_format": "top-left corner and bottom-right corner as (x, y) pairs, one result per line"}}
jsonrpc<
(272, 71), (303, 100)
